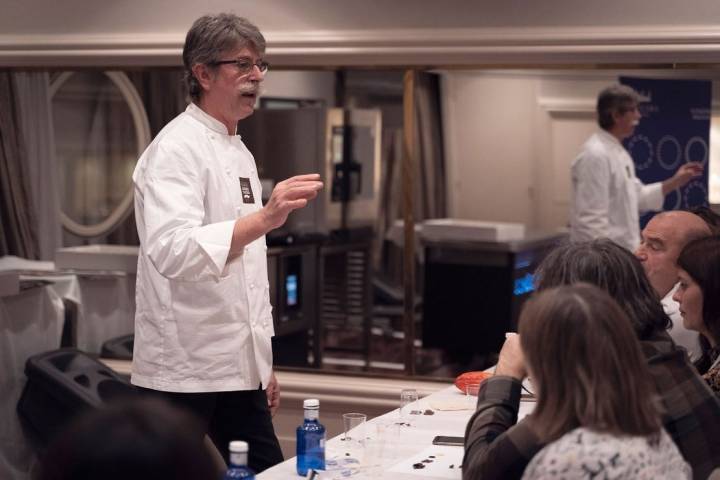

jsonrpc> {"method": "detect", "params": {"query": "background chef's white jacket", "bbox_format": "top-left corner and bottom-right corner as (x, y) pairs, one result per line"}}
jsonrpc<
(570, 129), (664, 251)
(131, 103), (274, 393)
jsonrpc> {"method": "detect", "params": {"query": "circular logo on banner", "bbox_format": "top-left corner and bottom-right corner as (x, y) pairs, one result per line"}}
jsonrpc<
(627, 135), (654, 170)
(656, 135), (682, 171)
(683, 180), (708, 208)
(684, 136), (708, 167)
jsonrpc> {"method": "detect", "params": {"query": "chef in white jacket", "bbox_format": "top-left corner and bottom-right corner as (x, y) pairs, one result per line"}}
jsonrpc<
(570, 84), (702, 251)
(131, 13), (322, 472)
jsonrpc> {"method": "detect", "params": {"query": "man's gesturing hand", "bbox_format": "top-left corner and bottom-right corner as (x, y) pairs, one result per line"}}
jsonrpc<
(261, 174), (323, 230)
(662, 162), (703, 194)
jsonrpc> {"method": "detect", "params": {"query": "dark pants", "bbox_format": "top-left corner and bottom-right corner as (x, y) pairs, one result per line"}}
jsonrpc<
(138, 387), (284, 473)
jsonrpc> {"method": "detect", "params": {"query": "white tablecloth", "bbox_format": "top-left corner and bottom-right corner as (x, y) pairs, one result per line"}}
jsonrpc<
(0, 256), (135, 354)
(0, 285), (64, 480)
(258, 385), (535, 480)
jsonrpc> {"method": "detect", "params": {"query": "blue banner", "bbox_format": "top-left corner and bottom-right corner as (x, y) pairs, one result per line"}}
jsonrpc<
(620, 76), (711, 226)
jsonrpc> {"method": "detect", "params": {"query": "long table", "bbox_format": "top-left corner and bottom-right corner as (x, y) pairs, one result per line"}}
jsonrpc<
(258, 384), (535, 480)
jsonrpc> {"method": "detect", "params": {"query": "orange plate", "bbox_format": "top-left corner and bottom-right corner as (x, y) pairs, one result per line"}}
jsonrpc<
(454, 371), (492, 395)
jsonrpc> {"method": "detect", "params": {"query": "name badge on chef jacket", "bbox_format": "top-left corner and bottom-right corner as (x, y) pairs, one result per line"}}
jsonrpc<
(239, 177), (255, 204)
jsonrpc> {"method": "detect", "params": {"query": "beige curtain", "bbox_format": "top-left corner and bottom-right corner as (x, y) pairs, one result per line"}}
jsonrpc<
(13, 71), (62, 260)
(0, 71), (39, 259)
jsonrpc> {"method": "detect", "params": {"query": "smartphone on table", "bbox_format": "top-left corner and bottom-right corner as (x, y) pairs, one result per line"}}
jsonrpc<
(432, 435), (464, 446)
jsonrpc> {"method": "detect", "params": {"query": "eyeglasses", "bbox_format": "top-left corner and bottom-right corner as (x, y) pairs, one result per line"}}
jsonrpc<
(209, 57), (269, 75)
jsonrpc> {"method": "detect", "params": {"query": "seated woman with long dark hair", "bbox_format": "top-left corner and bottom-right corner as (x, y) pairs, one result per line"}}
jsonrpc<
(674, 235), (720, 394)
(518, 284), (689, 479)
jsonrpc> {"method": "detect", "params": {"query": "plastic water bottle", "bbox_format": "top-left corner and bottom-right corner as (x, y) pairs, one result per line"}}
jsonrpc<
(296, 398), (326, 476)
(224, 440), (255, 479)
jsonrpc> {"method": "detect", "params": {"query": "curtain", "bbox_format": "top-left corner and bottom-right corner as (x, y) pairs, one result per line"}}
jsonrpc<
(13, 72), (61, 260)
(0, 71), (39, 259)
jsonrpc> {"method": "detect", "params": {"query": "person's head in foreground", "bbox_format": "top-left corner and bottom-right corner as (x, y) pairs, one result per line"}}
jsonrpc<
(535, 238), (670, 339)
(518, 284), (691, 479)
(39, 399), (218, 480)
(674, 235), (720, 374)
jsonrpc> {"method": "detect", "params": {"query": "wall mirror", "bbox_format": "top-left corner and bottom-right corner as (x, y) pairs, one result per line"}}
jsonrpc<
(50, 71), (150, 238)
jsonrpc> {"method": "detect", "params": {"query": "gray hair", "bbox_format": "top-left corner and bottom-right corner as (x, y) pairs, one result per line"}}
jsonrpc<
(182, 13), (266, 102)
(596, 84), (641, 130)
(534, 239), (671, 339)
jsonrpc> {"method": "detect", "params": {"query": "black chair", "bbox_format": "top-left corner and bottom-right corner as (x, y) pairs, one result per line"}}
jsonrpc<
(17, 348), (138, 448)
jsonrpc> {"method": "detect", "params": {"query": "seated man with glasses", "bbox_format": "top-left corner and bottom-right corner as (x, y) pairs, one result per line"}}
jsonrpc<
(131, 12), (323, 473)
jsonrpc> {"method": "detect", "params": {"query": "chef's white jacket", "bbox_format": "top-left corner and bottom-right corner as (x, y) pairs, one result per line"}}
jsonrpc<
(570, 129), (664, 251)
(131, 103), (274, 393)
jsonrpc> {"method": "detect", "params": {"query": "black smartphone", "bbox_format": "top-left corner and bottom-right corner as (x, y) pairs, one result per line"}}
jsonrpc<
(432, 435), (464, 446)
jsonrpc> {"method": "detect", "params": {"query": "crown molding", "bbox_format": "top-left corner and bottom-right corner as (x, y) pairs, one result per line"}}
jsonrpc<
(4, 25), (720, 68)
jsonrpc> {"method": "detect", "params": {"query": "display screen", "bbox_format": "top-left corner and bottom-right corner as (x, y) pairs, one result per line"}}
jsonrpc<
(513, 272), (534, 296)
(286, 274), (298, 307)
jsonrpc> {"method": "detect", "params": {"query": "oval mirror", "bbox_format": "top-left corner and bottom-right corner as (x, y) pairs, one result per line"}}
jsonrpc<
(50, 71), (150, 238)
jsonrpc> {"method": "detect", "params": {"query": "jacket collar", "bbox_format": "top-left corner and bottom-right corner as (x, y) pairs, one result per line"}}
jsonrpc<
(596, 128), (624, 148)
(185, 103), (236, 136)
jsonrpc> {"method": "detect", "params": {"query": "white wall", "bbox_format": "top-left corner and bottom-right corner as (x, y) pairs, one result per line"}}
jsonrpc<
(6, 1), (720, 227)
(442, 73), (539, 225)
(442, 70), (720, 230)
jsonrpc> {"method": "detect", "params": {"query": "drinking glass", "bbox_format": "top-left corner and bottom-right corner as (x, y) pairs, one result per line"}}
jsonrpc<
(465, 382), (481, 409)
(399, 388), (418, 424)
(342, 412), (367, 444)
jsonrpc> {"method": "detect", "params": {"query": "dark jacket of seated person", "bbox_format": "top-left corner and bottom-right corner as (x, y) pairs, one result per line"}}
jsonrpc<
(462, 240), (720, 480)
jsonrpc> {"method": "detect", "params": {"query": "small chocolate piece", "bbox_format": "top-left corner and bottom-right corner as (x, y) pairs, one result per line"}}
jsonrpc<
(423, 409), (435, 415)
(422, 459), (433, 463)
(412, 463), (426, 469)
